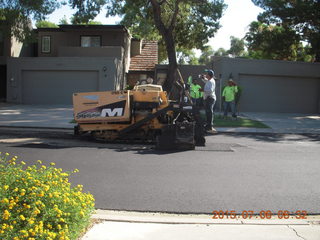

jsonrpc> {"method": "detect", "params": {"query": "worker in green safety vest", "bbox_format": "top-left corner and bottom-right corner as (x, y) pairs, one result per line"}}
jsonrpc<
(222, 79), (239, 119)
(187, 76), (203, 107)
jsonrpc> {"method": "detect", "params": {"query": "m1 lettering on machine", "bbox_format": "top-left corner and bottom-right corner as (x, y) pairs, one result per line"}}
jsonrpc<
(101, 108), (123, 117)
(77, 100), (126, 119)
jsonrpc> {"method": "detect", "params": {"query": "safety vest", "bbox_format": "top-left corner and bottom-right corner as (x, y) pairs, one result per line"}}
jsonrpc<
(222, 86), (238, 102)
(190, 84), (203, 99)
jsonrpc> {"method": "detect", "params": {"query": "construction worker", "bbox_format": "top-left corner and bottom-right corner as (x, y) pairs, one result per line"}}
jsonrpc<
(200, 70), (217, 133)
(222, 79), (238, 119)
(188, 76), (203, 106)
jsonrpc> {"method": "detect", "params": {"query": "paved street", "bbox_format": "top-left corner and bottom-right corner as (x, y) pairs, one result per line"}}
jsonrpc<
(1, 129), (319, 214)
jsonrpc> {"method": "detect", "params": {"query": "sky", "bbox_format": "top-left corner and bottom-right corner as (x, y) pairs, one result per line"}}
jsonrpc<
(208, 0), (263, 50)
(46, 0), (263, 51)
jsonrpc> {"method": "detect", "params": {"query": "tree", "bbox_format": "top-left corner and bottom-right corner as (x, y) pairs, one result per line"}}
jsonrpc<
(35, 20), (59, 28)
(70, 16), (102, 24)
(213, 47), (229, 57)
(199, 37), (245, 64)
(251, 0), (320, 62)
(69, 0), (106, 24)
(59, 16), (102, 25)
(199, 46), (228, 66)
(72, 0), (226, 94)
(176, 47), (199, 65)
(59, 16), (69, 25)
(199, 45), (215, 65)
(0, 0), (105, 41)
(0, 0), (61, 41)
(228, 36), (245, 57)
(245, 21), (310, 61)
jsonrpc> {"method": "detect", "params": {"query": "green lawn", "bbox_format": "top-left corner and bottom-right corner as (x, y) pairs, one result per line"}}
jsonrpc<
(213, 115), (270, 128)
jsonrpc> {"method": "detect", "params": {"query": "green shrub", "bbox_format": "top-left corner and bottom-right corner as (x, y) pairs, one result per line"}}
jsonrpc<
(0, 152), (95, 240)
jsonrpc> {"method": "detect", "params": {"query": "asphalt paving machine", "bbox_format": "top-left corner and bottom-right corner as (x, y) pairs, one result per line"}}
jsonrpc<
(73, 78), (205, 150)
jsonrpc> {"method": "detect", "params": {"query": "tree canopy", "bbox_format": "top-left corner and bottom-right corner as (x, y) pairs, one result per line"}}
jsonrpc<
(245, 21), (304, 60)
(35, 20), (59, 28)
(100, 0), (226, 93)
(70, 0), (106, 24)
(198, 36), (245, 65)
(199, 45), (215, 65)
(251, 0), (320, 61)
(0, 0), (61, 40)
(228, 36), (245, 58)
(176, 47), (199, 65)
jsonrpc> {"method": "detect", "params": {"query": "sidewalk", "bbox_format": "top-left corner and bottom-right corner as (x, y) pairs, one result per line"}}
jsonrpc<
(0, 104), (319, 134)
(241, 112), (320, 134)
(81, 210), (320, 240)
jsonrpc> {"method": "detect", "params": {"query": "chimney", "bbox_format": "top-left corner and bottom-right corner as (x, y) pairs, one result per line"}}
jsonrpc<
(131, 39), (142, 56)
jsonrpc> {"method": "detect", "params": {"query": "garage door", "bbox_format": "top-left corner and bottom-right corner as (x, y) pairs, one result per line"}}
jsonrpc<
(22, 70), (99, 104)
(239, 74), (320, 113)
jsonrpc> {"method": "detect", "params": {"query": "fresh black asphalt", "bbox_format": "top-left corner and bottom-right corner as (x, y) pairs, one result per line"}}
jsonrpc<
(1, 131), (319, 214)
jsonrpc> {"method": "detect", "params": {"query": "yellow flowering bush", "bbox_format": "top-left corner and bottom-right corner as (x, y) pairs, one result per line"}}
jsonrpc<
(0, 152), (95, 240)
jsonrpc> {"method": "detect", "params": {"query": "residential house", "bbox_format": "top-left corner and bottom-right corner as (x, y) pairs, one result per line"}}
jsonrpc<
(6, 25), (159, 105)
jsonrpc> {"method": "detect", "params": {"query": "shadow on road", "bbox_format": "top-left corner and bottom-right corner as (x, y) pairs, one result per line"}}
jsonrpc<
(222, 133), (320, 143)
(13, 143), (71, 149)
(6, 132), (319, 155)
(11, 142), (238, 155)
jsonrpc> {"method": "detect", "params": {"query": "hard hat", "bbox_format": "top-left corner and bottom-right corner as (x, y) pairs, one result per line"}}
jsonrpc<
(205, 69), (214, 77)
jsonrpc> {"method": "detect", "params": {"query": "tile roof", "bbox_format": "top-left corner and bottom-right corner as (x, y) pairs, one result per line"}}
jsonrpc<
(129, 40), (158, 72)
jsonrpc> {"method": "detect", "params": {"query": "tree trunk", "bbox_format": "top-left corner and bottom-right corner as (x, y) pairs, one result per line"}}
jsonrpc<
(150, 0), (180, 99)
(162, 31), (179, 98)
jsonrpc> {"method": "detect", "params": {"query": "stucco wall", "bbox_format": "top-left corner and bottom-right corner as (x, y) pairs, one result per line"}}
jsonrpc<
(58, 46), (123, 58)
(7, 57), (122, 104)
(37, 29), (128, 57)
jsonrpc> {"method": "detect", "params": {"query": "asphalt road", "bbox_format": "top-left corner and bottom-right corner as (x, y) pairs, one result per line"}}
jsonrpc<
(1, 129), (320, 214)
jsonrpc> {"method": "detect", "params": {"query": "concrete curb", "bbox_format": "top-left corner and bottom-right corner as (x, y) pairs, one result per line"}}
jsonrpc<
(91, 210), (320, 226)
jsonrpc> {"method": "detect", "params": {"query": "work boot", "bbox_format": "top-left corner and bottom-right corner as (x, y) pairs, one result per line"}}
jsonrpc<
(206, 127), (217, 134)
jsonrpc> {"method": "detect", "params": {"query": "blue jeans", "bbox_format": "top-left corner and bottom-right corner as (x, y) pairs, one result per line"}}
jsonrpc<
(224, 101), (236, 117)
(205, 97), (216, 129)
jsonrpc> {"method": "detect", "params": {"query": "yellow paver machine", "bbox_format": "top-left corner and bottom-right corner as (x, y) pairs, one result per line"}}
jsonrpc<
(73, 84), (205, 150)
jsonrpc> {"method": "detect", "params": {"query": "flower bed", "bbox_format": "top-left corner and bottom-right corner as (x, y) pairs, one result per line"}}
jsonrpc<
(0, 152), (95, 240)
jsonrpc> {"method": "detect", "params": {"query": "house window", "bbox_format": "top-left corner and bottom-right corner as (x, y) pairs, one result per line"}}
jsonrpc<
(81, 36), (101, 47)
(41, 36), (51, 53)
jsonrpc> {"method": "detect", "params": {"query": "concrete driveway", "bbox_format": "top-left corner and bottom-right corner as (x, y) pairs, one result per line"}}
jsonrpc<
(0, 103), (74, 129)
